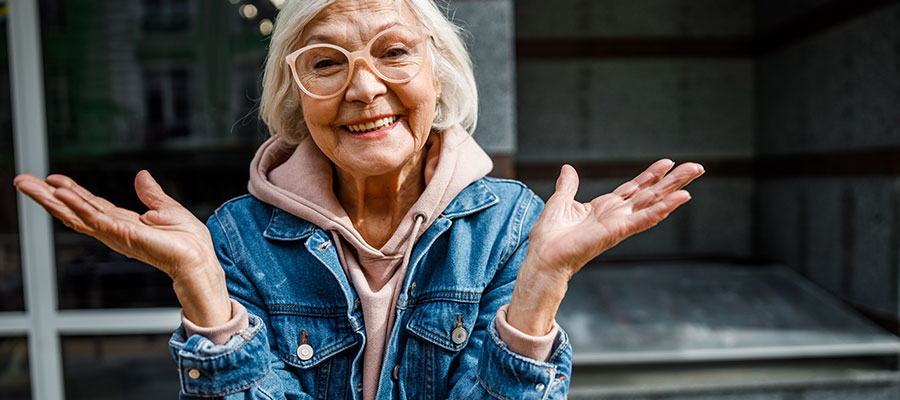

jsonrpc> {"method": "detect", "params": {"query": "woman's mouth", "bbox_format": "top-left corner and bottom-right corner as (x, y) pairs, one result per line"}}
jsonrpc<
(342, 115), (400, 134)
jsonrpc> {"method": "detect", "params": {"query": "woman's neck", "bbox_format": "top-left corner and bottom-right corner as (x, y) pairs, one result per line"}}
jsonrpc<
(334, 150), (426, 248)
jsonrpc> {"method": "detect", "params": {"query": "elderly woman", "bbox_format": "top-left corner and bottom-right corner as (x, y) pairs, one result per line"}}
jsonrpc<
(14, 0), (703, 398)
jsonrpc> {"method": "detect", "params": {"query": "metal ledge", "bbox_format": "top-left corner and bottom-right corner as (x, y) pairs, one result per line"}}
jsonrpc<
(558, 263), (900, 366)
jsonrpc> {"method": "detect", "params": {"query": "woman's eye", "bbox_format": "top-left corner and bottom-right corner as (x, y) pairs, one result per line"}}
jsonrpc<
(313, 59), (339, 70)
(381, 46), (410, 59)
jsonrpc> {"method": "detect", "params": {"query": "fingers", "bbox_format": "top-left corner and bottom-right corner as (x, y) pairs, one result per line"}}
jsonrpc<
(135, 170), (178, 210)
(628, 190), (692, 231)
(45, 174), (116, 212)
(549, 165), (580, 204)
(14, 174), (93, 233)
(630, 162), (704, 210)
(613, 159), (674, 199)
(52, 187), (114, 233)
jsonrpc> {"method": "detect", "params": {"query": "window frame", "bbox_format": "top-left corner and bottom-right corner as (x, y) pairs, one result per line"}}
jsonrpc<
(3, 2), (182, 399)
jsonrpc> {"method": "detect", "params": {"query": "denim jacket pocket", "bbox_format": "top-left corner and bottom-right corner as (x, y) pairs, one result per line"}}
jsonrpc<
(267, 304), (358, 369)
(403, 295), (481, 399)
(405, 294), (481, 352)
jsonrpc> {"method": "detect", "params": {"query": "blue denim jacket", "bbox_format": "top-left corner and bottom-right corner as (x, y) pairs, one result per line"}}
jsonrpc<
(169, 177), (572, 399)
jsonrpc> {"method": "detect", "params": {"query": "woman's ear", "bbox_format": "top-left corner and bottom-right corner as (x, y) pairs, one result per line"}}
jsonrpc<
(433, 74), (442, 101)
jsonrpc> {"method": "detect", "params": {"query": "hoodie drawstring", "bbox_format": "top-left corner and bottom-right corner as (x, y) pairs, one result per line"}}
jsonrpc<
(400, 213), (427, 275)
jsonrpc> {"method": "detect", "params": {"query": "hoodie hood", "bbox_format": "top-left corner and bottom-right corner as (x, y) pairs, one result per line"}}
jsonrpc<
(247, 125), (493, 277)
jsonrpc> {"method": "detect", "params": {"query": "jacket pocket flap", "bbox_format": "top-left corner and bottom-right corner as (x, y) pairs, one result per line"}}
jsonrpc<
(406, 299), (479, 352)
(269, 309), (357, 369)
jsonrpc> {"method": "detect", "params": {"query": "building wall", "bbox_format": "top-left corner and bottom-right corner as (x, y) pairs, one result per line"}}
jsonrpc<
(445, 0), (517, 155)
(755, 2), (900, 322)
(514, 0), (756, 259)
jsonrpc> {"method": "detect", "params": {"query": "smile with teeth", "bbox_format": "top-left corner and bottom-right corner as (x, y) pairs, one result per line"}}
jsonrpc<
(344, 115), (399, 133)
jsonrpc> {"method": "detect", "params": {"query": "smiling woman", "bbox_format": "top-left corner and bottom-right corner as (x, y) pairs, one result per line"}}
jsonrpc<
(14, 0), (703, 399)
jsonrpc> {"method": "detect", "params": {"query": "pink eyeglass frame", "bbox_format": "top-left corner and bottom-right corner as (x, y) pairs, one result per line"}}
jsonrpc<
(285, 26), (432, 100)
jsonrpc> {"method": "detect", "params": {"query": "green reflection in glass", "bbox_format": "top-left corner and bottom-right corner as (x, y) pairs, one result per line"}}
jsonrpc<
(0, 337), (31, 400)
(0, 0), (24, 312)
(63, 335), (177, 400)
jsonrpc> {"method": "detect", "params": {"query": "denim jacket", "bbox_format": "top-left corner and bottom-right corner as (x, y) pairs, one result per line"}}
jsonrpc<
(169, 177), (572, 399)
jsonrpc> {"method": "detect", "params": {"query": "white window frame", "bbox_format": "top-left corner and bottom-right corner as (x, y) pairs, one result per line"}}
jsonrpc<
(4, 2), (181, 399)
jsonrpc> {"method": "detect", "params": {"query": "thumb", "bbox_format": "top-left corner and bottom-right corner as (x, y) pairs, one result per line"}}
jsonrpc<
(135, 170), (177, 210)
(549, 164), (579, 204)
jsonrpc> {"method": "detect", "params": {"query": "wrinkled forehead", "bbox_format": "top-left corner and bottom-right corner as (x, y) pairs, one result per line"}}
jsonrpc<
(300, 0), (422, 47)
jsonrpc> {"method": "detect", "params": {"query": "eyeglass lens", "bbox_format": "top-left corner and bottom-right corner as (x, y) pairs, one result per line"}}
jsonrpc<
(293, 27), (427, 97)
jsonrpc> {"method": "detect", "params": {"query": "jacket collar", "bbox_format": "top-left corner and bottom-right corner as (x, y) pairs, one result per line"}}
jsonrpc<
(262, 179), (498, 241)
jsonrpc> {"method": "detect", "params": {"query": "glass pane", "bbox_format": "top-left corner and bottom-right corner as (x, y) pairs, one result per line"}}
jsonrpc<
(39, 0), (279, 309)
(0, 337), (31, 399)
(62, 334), (177, 399)
(1, 0), (25, 312)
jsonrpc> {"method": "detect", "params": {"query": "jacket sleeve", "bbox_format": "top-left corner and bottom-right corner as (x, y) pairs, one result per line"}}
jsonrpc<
(168, 212), (313, 400)
(447, 190), (573, 400)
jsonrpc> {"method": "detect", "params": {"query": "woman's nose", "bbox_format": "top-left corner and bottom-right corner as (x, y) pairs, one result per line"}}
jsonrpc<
(344, 60), (387, 103)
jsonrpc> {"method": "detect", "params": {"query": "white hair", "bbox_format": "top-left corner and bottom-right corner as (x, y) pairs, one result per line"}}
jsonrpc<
(259, 0), (478, 144)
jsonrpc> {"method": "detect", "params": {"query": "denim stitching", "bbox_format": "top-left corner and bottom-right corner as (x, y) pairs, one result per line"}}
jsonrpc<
(183, 367), (271, 397)
(441, 180), (499, 219)
(475, 372), (512, 400)
(413, 290), (482, 304)
(212, 211), (242, 268)
(179, 323), (263, 362)
(407, 325), (465, 351)
(487, 319), (558, 370)
(548, 339), (570, 364)
(278, 337), (356, 367)
(267, 304), (346, 316)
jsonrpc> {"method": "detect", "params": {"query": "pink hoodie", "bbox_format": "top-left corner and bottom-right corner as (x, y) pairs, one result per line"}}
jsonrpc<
(183, 126), (556, 399)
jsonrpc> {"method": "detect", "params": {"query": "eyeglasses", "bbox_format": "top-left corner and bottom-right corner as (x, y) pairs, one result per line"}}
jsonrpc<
(285, 26), (431, 99)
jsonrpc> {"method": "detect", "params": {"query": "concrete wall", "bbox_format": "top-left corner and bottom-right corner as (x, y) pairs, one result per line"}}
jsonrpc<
(757, 3), (900, 155)
(515, 0), (756, 259)
(445, 0), (517, 155)
(517, 0), (753, 38)
(756, 3), (900, 321)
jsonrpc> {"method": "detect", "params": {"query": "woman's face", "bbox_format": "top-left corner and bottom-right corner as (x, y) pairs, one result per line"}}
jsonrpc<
(298, 0), (440, 178)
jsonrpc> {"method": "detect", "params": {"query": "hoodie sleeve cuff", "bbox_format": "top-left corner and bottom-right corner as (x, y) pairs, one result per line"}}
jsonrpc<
(181, 299), (250, 345)
(494, 304), (558, 362)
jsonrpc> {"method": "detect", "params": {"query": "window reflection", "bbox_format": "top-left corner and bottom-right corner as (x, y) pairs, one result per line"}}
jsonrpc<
(39, 0), (278, 309)
(0, 338), (31, 400)
(0, 0), (24, 312)
(62, 335), (176, 400)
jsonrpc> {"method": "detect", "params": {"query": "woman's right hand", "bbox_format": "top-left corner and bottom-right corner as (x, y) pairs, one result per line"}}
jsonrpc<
(13, 170), (232, 326)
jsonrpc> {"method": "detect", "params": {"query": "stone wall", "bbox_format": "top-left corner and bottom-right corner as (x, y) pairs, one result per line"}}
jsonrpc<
(514, 0), (756, 259)
(755, 2), (900, 323)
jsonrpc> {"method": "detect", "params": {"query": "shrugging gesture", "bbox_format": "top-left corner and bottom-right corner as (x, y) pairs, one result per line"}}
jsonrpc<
(13, 171), (231, 326)
(506, 159), (705, 335)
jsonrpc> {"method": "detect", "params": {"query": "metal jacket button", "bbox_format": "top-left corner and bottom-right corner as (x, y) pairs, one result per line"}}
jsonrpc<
(297, 343), (313, 361)
(297, 330), (313, 361)
(187, 369), (200, 379)
(451, 315), (467, 345)
(391, 364), (400, 381)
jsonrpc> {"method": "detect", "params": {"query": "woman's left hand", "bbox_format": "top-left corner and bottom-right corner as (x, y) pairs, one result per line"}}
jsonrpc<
(507, 159), (704, 335)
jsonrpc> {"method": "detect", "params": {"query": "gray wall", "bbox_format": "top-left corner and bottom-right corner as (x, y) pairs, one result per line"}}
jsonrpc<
(445, 0), (517, 155)
(513, 0), (900, 324)
(515, 0), (756, 260)
(756, 3), (900, 321)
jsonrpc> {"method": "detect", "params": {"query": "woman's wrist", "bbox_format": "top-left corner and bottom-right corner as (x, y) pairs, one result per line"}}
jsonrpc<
(506, 258), (570, 336)
(172, 262), (232, 327)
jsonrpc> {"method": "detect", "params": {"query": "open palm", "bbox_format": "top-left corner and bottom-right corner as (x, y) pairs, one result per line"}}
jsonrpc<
(13, 171), (216, 281)
(527, 159), (704, 277)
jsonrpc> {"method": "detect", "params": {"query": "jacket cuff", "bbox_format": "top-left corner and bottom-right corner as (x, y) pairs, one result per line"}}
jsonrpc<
(181, 299), (250, 345)
(169, 312), (270, 397)
(477, 316), (572, 399)
(495, 304), (558, 362)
